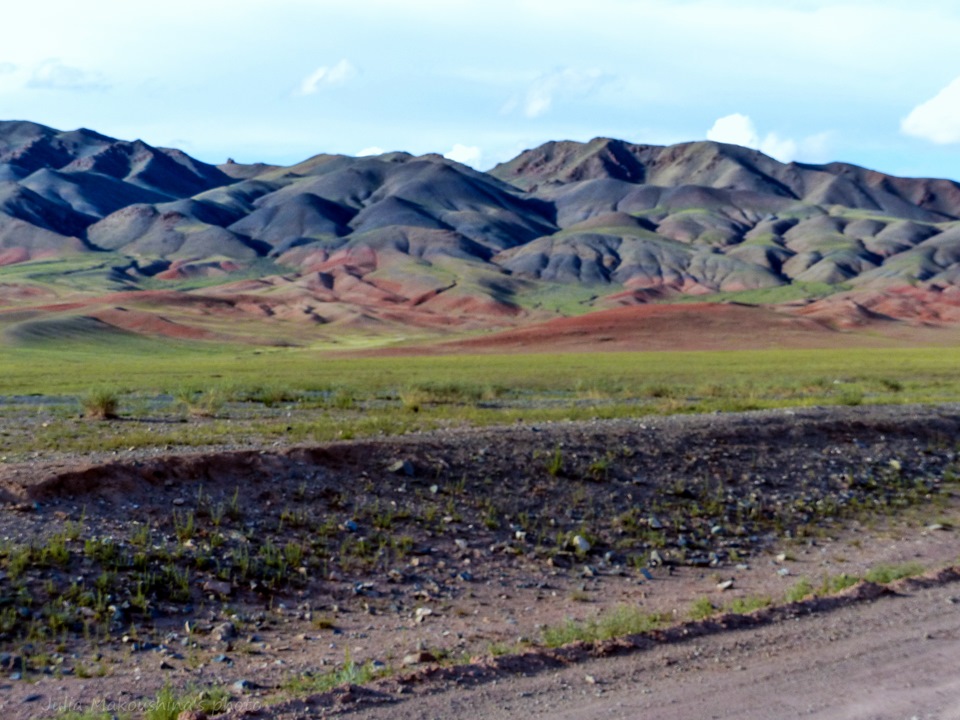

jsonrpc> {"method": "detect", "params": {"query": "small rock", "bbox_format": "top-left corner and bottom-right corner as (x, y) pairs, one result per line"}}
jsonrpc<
(22, 694), (42, 703)
(387, 460), (414, 476)
(414, 607), (434, 624)
(342, 520), (359, 532)
(160, 660), (175, 670)
(640, 568), (654, 581)
(213, 654), (231, 664)
(571, 535), (591, 554)
(203, 580), (233, 597)
(776, 553), (788, 563)
(232, 679), (259, 693)
(354, 582), (375, 596)
(648, 516), (664, 530)
(584, 675), (597, 685)
(777, 568), (791, 577)
(172, 498), (186, 506)
(716, 579), (735, 591)
(0, 653), (24, 671)
(455, 539), (469, 551)
(927, 523), (947, 532)
(402, 651), (436, 666)
(649, 550), (663, 567)
(212, 622), (237, 642)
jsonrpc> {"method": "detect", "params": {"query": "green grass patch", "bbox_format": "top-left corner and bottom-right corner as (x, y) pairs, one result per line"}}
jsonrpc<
(688, 596), (717, 620)
(3, 344), (960, 401)
(785, 578), (815, 603)
(864, 562), (925, 584)
(281, 657), (383, 695)
(726, 595), (772, 614)
(512, 281), (611, 315)
(541, 604), (666, 647)
(819, 573), (860, 594)
(3, 344), (960, 456)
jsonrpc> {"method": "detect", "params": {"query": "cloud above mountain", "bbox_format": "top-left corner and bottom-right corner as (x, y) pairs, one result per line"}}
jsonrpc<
(444, 143), (482, 167)
(296, 60), (357, 96)
(26, 59), (109, 92)
(706, 113), (831, 163)
(902, 76), (960, 144)
(503, 67), (607, 119)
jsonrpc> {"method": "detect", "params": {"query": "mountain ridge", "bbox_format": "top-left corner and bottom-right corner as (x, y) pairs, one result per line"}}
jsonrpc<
(2, 121), (960, 346)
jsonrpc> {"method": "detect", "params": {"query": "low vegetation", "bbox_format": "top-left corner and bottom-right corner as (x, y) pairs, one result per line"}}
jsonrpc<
(79, 388), (119, 420)
(2, 343), (960, 458)
(3, 341), (959, 715)
(541, 560), (941, 650)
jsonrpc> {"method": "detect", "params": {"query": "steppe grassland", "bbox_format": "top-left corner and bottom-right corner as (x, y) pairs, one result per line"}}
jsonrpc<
(1, 340), (960, 456)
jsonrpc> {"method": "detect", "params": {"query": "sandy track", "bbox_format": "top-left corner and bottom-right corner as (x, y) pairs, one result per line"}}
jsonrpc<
(312, 578), (960, 720)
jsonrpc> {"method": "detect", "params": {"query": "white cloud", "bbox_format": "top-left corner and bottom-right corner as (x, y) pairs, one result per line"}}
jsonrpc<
(706, 113), (760, 148)
(356, 146), (385, 157)
(901, 76), (960, 144)
(798, 131), (834, 163)
(443, 143), (482, 167)
(296, 59), (357, 96)
(0, 62), (15, 74)
(504, 67), (607, 119)
(706, 113), (832, 163)
(759, 132), (798, 163)
(26, 59), (108, 91)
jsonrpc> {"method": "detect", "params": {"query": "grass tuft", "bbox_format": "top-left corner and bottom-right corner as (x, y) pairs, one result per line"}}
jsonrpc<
(80, 388), (119, 420)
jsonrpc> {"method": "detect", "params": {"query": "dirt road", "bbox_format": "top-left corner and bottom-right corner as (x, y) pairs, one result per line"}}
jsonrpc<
(330, 578), (960, 720)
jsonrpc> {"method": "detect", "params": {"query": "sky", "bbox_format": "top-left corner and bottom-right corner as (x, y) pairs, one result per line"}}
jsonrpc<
(2, 0), (960, 179)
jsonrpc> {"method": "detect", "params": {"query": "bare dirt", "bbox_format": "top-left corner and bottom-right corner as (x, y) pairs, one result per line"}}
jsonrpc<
(2, 405), (960, 718)
(349, 301), (960, 358)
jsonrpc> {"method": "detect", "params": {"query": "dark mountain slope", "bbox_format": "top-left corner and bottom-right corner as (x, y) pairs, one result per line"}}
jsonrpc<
(0, 121), (233, 237)
(5, 124), (960, 338)
(492, 138), (958, 223)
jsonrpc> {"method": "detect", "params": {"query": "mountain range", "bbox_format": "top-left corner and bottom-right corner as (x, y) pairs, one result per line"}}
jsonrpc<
(2, 120), (960, 347)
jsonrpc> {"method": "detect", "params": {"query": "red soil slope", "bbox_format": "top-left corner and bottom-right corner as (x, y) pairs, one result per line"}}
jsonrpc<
(428, 303), (842, 354)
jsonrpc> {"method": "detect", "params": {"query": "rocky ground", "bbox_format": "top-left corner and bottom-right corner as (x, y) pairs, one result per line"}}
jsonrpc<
(1, 404), (960, 719)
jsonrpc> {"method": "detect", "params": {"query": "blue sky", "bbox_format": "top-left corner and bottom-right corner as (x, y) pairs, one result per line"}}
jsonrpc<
(2, 0), (960, 179)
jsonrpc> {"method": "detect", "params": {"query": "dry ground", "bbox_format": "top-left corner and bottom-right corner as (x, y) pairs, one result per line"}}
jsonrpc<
(1, 405), (959, 718)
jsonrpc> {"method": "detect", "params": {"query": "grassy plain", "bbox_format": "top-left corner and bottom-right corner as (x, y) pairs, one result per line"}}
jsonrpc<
(2, 338), (960, 457)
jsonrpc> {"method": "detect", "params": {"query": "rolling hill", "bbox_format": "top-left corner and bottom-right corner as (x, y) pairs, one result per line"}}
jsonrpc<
(2, 121), (960, 347)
